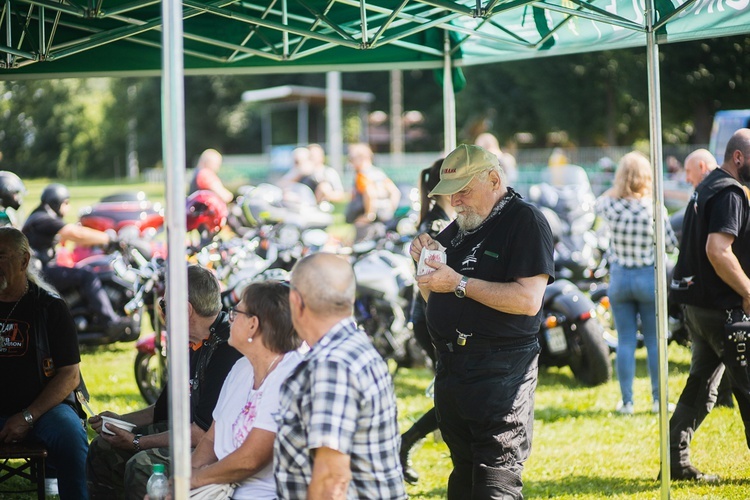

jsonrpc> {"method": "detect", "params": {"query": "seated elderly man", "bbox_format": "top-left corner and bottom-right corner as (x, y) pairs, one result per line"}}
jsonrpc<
(275, 253), (406, 499)
(86, 265), (242, 500)
(0, 227), (90, 499)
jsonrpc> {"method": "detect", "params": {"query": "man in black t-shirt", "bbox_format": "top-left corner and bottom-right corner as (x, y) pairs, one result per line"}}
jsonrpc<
(85, 265), (242, 500)
(668, 128), (750, 483)
(410, 145), (554, 499)
(0, 227), (89, 499)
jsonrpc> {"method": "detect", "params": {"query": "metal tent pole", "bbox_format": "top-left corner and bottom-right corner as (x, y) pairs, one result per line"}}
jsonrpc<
(161, 0), (190, 497)
(326, 71), (344, 176)
(443, 29), (456, 155)
(645, 3), (671, 498)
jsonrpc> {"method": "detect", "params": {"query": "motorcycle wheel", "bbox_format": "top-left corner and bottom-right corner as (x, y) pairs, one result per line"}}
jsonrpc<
(567, 320), (612, 386)
(134, 351), (165, 405)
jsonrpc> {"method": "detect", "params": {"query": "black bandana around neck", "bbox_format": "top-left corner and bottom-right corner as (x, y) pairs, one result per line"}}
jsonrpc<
(451, 187), (519, 247)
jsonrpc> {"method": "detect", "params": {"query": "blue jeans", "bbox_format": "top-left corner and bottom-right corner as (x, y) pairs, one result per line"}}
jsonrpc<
(0, 403), (90, 499)
(434, 339), (540, 499)
(609, 263), (659, 404)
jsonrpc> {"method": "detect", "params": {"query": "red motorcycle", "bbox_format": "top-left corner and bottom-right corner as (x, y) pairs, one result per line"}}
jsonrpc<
(135, 330), (167, 404)
(57, 191), (165, 266)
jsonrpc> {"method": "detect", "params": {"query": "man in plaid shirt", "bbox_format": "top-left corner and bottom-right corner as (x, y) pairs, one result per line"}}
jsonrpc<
(275, 253), (406, 499)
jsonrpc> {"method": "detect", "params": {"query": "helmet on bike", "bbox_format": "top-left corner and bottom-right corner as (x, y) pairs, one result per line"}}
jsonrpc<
(186, 190), (228, 237)
(0, 171), (26, 211)
(41, 183), (71, 217)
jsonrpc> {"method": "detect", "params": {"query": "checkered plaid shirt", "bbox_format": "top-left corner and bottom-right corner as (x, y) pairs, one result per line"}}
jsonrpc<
(274, 318), (406, 500)
(595, 195), (677, 267)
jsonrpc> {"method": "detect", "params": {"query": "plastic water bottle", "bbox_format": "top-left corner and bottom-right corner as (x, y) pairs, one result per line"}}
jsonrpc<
(146, 463), (169, 500)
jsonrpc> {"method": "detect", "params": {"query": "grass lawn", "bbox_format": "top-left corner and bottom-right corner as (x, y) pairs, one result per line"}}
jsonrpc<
(5, 342), (749, 498)
(5, 179), (749, 497)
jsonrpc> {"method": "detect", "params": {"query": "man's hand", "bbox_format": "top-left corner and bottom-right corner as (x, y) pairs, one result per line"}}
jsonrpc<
(89, 410), (121, 434)
(100, 422), (137, 450)
(409, 233), (439, 262)
(416, 261), (461, 294)
(0, 413), (32, 443)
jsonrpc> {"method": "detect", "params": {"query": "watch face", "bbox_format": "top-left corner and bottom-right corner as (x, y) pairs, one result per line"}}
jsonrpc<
(454, 276), (467, 298)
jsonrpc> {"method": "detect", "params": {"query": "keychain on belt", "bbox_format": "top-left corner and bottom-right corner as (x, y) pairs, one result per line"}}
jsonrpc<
(456, 329), (473, 346)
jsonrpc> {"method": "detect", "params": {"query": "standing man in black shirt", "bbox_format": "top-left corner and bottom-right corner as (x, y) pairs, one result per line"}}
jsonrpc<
(410, 144), (554, 499)
(85, 265), (242, 500)
(668, 128), (750, 482)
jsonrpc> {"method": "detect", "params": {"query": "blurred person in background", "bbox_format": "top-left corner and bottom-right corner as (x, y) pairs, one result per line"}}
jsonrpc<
(679, 148), (734, 408)
(345, 143), (401, 241)
(474, 132), (518, 184)
(399, 159), (455, 484)
(22, 183), (129, 337)
(0, 171), (26, 227)
(189, 148), (234, 204)
(684, 149), (718, 189)
(308, 143), (345, 203)
(595, 151), (678, 415)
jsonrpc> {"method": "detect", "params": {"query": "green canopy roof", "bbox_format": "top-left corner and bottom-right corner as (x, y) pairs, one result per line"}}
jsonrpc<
(1, 0), (749, 78)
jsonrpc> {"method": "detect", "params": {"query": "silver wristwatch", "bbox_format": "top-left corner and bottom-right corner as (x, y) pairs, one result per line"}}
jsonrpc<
(133, 434), (143, 451)
(22, 408), (34, 427)
(454, 275), (469, 299)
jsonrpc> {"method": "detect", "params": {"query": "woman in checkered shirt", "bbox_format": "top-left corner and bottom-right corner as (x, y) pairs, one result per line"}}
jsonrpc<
(596, 151), (678, 415)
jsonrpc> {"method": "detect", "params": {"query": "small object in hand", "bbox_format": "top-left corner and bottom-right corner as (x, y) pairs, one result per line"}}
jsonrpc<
(100, 416), (137, 435)
(417, 248), (446, 276)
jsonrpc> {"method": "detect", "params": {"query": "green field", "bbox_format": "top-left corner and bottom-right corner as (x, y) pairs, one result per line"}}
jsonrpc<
(4, 179), (749, 498)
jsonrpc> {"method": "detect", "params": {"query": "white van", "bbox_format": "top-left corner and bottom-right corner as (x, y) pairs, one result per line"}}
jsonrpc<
(709, 109), (750, 163)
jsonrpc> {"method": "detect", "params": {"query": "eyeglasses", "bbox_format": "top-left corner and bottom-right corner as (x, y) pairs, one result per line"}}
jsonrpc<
(228, 306), (256, 323)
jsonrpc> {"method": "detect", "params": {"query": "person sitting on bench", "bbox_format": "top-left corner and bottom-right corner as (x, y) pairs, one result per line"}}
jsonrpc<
(0, 226), (90, 499)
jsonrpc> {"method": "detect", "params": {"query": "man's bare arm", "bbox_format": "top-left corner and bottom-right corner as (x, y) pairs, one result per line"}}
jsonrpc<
(706, 232), (750, 313)
(307, 447), (351, 500)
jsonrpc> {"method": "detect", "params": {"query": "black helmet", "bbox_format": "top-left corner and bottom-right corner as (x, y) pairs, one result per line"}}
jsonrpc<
(41, 183), (71, 217)
(0, 171), (26, 211)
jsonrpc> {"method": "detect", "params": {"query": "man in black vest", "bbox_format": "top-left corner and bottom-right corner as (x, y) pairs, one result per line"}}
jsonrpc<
(669, 128), (750, 482)
(409, 145), (554, 499)
(0, 227), (89, 499)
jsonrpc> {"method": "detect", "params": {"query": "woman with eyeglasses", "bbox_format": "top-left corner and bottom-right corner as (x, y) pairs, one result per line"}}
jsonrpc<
(189, 281), (302, 499)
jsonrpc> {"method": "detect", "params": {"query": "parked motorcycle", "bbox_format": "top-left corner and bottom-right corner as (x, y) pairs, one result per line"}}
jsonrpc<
(528, 165), (606, 293)
(351, 242), (424, 370)
(58, 191), (165, 265)
(539, 279), (612, 386)
(231, 183), (334, 234)
(62, 233), (159, 345)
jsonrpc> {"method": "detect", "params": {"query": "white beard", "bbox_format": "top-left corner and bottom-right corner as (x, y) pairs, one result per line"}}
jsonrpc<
(456, 210), (484, 231)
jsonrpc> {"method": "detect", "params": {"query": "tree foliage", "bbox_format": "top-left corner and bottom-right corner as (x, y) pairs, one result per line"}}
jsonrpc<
(0, 35), (748, 180)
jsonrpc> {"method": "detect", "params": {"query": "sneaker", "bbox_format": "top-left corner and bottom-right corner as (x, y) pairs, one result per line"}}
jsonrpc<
(615, 401), (634, 415)
(652, 401), (676, 413)
(45, 478), (59, 496)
